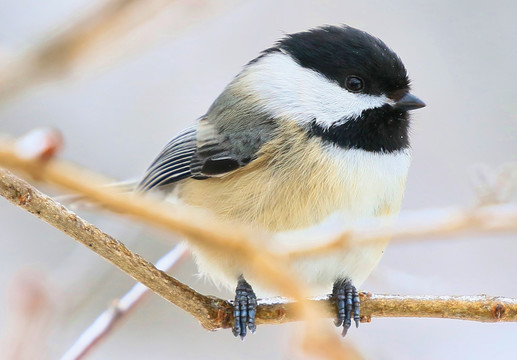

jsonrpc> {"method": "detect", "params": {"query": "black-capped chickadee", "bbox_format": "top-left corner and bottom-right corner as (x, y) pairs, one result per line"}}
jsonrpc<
(139, 25), (425, 339)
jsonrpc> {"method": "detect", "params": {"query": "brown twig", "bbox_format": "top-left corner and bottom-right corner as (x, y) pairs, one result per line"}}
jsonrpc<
(254, 293), (517, 324)
(281, 203), (517, 259)
(0, 0), (166, 101)
(0, 168), (225, 329)
(2, 168), (517, 331)
(0, 0), (237, 102)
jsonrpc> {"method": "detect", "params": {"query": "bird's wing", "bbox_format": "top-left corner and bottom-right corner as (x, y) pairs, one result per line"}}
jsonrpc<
(138, 115), (275, 192)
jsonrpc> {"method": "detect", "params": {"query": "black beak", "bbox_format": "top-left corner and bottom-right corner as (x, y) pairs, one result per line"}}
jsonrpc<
(393, 93), (426, 111)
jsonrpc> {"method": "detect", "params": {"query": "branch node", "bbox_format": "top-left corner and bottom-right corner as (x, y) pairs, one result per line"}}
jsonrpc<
(360, 315), (372, 323)
(492, 303), (506, 320)
(18, 192), (32, 206)
(360, 291), (372, 299)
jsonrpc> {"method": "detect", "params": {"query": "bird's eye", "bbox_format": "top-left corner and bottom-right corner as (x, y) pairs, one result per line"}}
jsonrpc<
(345, 76), (364, 93)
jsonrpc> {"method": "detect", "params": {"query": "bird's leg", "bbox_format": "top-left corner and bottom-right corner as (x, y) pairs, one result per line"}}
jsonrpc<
(332, 278), (360, 336)
(232, 275), (257, 340)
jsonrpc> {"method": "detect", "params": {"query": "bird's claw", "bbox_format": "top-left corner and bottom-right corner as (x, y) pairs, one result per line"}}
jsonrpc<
(232, 276), (257, 340)
(332, 279), (360, 336)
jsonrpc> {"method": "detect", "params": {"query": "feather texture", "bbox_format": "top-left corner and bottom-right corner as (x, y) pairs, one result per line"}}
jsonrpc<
(138, 127), (197, 191)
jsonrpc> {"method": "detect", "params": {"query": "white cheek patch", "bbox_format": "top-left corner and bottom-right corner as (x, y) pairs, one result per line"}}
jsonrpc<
(237, 52), (390, 128)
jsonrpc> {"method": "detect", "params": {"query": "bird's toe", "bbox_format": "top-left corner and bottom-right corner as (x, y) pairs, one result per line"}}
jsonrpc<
(332, 278), (360, 336)
(232, 276), (257, 340)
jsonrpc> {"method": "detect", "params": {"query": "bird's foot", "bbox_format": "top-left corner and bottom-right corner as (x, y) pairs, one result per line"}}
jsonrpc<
(332, 278), (360, 336)
(232, 275), (257, 340)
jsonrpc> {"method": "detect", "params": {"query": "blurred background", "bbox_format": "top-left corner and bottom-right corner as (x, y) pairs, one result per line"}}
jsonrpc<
(0, 0), (516, 359)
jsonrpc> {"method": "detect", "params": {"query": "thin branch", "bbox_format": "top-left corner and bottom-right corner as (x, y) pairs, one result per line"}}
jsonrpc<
(254, 294), (517, 324)
(281, 203), (517, 259)
(0, 0), (237, 102)
(0, 0), (167, 101)
(60, 243), (189, 360)
(2, 168), (517, 329)
(0, 168), (224, 329)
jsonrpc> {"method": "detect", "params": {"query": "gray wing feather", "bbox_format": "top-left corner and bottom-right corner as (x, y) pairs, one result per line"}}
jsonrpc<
(138, 127), (197, 191)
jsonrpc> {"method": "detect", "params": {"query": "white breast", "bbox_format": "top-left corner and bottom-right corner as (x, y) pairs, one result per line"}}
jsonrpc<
(327, 146), (411, 219)
(253, 147), (412, 296)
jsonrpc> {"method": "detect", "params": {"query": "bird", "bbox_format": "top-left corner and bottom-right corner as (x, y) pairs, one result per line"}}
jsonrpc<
(138, 24), (425, 339)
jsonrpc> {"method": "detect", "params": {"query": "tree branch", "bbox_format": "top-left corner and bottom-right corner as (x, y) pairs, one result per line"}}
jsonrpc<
(281, 203), (517, 259)
(0, 168), (224, 330)
(0, 0), (168, 101)
(0, 0), (237, 103)
(2, 168), (517, 329)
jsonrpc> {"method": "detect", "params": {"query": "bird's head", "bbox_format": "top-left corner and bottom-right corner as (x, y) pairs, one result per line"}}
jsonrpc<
(234, 25), (425, 153)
